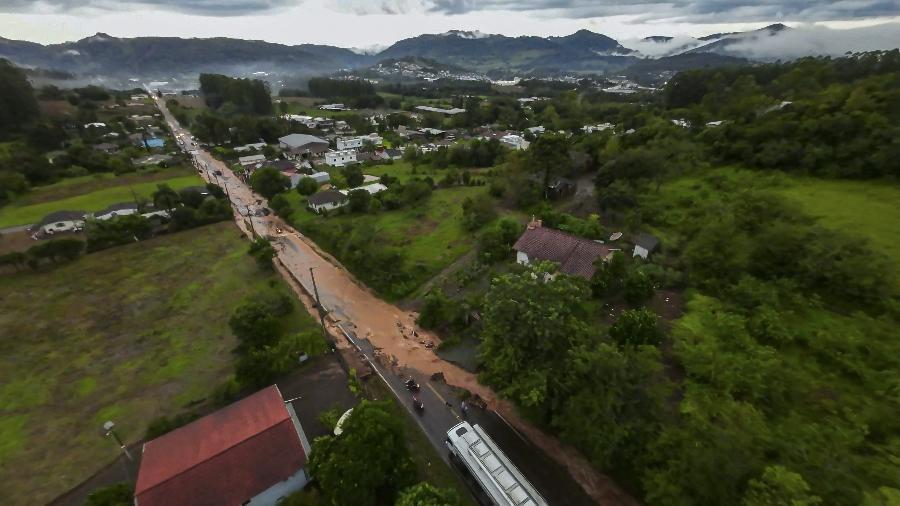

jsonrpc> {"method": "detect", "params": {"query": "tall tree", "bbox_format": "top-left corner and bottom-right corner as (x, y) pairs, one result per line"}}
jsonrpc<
(309, 401), (416, 506)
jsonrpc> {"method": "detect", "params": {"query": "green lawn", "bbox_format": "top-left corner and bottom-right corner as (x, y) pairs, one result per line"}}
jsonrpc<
(0, 173), (203, 227)
(0, 223), (315, 503)
(285, 183), (487, 298)
(776, 177), (900, 267)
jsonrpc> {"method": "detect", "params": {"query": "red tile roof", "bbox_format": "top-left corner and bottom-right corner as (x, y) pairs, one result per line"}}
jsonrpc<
(135, 385), (306, 506)
(513, 226), (612, 279)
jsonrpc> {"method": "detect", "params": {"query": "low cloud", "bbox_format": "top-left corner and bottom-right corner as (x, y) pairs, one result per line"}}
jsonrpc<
(624, 35), (708, 57)
(0, 0), (302, 16)
(426, 0), (899, 23)
(726, 22), (900, 59)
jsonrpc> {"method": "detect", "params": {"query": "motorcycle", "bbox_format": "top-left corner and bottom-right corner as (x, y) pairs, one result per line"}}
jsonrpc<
(405, 378), (420, 392)
(412, 395), (424, 413)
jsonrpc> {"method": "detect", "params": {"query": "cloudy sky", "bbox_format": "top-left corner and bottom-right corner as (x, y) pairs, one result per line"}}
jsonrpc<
(0, 0), (898, 48)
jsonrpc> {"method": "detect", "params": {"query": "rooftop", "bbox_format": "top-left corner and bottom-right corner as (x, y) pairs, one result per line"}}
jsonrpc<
(279, 133), (328, 148)
(514, 223), (612, 279)
(135, 385), (306, 506)
(307, 190), (348, 205)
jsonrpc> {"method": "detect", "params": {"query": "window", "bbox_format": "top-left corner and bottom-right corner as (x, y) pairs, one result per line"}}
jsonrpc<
(455, 426), (468, 437)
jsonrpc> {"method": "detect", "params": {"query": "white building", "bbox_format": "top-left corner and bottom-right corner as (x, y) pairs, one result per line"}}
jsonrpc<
(415, 105), (466, 115)
(309, 171), (331, 184)
(583, 123), (614, 134)
(307, 190), (349, 213)
(339, 182), (388, 197)
(319, 103), (346, 111)
(93, 203), (139, 221)
(336, 137), (364, 150)
(234, 142), (267, 153)
(325, 149), (357, 167)
(238, 154), (267, 167)
(38, 210), (86, 235)
(500, 134), (530, 150)
(671, 119), (691, 128)
(527, 126), (546, 135)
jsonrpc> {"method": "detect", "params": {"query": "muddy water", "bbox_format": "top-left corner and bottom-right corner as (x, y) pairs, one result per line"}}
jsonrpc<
(158, 99), (639, 506)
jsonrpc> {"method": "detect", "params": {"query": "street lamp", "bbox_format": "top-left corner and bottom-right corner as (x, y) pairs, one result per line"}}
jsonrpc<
(103, 420), (133, 461)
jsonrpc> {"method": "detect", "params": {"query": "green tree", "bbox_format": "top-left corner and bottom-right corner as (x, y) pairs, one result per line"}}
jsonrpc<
(248, 237), (276, 271)
(742, 466), (822, 506)
(609, 308), (660, 347)
(347, 189), (371, 213)
(343, 165), (365, 188)
(476, 218), (521, 263)
(152, 183), (181, 210)
(297, 176), (319, 196)
(396, 483), (461, 506)
(228, 300), (280, 351)
(461, 193), (496, 231)
(0, 59), (40, 137)
(83, 482), (132, 506)
(624, 269), (655, 306)
(309, 401), (416, 506)
(417, 290), (459, 330)
(478, 261), (591, 421)
(270, 193), (293, 218)
(250, 167), (291, 200)
(591, 251), (628, 297)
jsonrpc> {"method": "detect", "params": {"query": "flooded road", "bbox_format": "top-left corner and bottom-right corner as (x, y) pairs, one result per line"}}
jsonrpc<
(156, 97), (639, 506)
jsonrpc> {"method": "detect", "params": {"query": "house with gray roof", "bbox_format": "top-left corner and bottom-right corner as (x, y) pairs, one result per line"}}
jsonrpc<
(278, 134), (329, 157)
(306, 190), (347, 213)
(39, 210), (86, 235)
(633, 233), (660, 259)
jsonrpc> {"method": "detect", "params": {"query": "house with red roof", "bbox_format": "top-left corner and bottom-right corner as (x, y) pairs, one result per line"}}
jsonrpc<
(134, 385), (311, 506)
(513, 218), (615, 279)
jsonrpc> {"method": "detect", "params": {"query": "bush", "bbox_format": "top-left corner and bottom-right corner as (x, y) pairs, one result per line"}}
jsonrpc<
(609, 308), (660, 347)
(145, 411), (201, 440)
(296, 176), (318, 196)
(248, 238), (276, 271)
(84, 482), (132, 506)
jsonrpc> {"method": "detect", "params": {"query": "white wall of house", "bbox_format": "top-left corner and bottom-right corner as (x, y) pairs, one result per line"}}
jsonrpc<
(245, 468), (309, 506)
(633, 245), (649, 259)
(325, 150), (357, 167)
(309, 200), (347, 213)
(516, 251), (530, 265)
(336, 137), (363, 150)
(94, 209), (138, 221)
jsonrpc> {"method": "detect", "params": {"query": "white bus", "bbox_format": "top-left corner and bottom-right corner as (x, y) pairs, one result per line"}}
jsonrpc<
(446, 422), (548, 506)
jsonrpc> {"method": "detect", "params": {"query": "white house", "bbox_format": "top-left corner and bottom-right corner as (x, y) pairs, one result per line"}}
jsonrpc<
(336, 137), (364, 150)
(527, 126), (546, 135)
(38, 210), (86, 235)
(339, 182), (387, 197)
(234, 142), (267, 153)
(319, 103), (346, 111)
(134, 385), (312, 506)
(500, 134), (530, 150)
(238, 154), (267, 167)
(93, 202), (138, 221)
(583, 123), (614, 134)
(84, 122), (107, 129)
(415, 105), (466, 115)
(324, 149), (357, 167)
(632, 233), (660, 260)
(307, 190), (349, 213)
(309, 171), (331, 185)
(671, 119), (691, 128)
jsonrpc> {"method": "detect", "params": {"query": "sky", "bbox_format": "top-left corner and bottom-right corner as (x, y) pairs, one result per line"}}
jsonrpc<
(0, 0), (898, 49)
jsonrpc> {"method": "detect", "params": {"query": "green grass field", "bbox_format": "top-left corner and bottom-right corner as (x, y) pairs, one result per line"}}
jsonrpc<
(285, 182), (488, 298)
(0, 173), (203, 227)
(776, 177), (900, 267)
(0, 223), (316, 503)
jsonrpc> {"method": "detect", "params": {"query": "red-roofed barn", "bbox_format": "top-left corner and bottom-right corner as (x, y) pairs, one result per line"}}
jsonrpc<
(134, 385), (311, 506)
(513, 218), (614, 279)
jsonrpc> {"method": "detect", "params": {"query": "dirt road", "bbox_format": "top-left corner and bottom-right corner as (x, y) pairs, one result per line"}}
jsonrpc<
(156, 97), (639, 506)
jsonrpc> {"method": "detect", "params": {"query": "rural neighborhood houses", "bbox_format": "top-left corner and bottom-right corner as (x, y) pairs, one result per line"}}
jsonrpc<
(514, 219), (615, 279)
(278, 134), (330, 157)
(134, 386), (311, 506)
(38, 210), (86, 235)
(633, 233), (660, 259)
(307, 190), (349, 213)
(324, 149), (357, 167)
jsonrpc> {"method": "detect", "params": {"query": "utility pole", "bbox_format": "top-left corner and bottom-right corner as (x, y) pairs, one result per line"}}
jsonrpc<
(309, 267), (334, 351)
(103, 420), (133, 462)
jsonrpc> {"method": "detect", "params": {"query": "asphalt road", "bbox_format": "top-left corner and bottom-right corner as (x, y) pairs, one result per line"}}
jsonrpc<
(152, 95), (609, 506)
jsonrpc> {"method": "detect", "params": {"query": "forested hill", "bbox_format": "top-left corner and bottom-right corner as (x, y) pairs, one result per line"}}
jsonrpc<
(665, 50), (900, 178)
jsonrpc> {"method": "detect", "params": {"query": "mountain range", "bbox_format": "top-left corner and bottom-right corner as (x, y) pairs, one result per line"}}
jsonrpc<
(0, 24), (828, 86)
